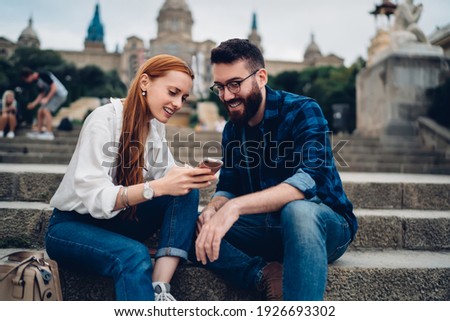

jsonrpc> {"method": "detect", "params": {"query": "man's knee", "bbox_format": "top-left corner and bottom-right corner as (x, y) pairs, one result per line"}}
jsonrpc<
(281, 200), (325, 235)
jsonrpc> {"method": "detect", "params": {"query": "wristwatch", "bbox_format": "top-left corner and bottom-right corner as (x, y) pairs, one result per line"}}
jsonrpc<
(143, 181), (154, 200)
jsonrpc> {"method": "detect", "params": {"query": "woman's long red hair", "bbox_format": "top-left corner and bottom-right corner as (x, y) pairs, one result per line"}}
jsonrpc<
(115, 54), (194, 220)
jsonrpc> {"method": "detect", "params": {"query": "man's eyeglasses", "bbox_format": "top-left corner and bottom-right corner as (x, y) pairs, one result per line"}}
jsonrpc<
(209, 70), (259, 97)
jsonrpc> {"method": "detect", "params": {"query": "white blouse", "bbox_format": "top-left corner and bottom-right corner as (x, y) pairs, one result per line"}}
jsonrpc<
(50, 98), (175, 219)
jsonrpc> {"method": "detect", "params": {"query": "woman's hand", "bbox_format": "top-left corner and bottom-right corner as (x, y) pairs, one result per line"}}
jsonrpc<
(155, 165), (216, 196)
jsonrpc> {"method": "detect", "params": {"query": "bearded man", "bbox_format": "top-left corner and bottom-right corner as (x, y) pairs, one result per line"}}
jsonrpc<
(194, 39), (358, 301)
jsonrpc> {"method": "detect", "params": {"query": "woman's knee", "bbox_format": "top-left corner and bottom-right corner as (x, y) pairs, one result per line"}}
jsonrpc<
(177, 189), (200, 210)
(120, 242), (153, 273)
(187, 188), (199, 202)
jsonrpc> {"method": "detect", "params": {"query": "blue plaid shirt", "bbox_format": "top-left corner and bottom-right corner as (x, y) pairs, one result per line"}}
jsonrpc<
(214, 86), (358, 239)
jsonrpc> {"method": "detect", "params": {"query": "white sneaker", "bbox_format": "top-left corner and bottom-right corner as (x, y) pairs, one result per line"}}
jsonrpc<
(153, 282), (176, 301)
(36, 131), (55, 141)
(6, 131), (15, 139)
(0, 131), (3, 137)
(26, 131), (39, 139)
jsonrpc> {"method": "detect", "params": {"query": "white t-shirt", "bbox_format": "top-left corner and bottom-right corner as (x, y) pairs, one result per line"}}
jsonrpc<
(50, 98), (175, 219)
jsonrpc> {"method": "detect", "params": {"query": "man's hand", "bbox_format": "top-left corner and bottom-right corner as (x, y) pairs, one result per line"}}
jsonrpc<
(196, 206), (216, 236)
(27, 102), (36, 110)
(195, 201), (240, 264)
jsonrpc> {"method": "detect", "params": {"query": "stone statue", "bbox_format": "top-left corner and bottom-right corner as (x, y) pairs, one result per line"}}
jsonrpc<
(393, 0), (428, 43)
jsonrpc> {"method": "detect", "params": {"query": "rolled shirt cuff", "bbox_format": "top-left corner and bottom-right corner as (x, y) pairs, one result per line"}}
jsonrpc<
(283, 169), (317, 199)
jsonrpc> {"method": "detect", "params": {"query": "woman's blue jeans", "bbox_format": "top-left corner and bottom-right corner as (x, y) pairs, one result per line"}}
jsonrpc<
(45, 190), (199, 301)
(193, 198), (352, 300)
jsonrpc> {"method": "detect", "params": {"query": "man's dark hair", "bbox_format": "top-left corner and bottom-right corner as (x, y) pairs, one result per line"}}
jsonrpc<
(211, 38), (265, 72)
(20, 67), (34, 79)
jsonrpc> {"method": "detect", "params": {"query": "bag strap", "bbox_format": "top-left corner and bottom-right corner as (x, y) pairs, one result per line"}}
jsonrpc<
(0, 251), (45, 282)
(0, 251), (45, 262)
(0, 255), (36, 282)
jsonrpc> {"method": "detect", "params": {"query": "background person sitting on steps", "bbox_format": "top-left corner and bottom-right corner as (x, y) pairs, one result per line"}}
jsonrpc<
(0, 90), (18, 138)
(20, 67), (68, 141)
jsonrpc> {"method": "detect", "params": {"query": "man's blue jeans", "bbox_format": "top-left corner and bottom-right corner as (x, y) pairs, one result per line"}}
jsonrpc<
(45, 190), (199, 301)
(194, 198), (352, 300)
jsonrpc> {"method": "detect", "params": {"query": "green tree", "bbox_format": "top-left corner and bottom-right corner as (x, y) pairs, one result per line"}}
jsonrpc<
(0, 59), (14, 89)
(10, 47), (65, 72)
(78, 66), (126, 98)
(268, 58), (366, 133)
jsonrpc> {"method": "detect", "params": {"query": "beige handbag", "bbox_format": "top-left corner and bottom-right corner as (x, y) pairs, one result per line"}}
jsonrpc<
(0, 251), (62, 301)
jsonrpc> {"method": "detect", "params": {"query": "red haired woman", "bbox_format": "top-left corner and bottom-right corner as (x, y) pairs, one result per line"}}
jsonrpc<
(46, 55), (215, 301)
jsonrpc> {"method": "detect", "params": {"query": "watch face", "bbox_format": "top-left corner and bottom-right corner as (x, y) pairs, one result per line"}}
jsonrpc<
(143, 183), (154, 199)
(143, 190), (153, 199)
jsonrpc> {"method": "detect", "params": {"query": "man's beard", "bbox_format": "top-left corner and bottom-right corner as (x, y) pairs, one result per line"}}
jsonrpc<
(224, 83), (262, 127)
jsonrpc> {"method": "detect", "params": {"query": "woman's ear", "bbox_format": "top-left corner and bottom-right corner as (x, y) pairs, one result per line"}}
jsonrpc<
(139, 73), (150, 92)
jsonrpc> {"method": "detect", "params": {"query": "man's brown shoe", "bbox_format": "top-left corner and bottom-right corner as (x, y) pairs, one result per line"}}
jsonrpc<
(261, 262), (283, 300)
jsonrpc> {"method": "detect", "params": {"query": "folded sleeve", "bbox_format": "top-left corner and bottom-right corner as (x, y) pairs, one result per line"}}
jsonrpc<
(283, 168), (317, 199)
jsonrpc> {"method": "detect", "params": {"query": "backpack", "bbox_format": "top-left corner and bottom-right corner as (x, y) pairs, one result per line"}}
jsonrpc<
(57, 117), (73, 131)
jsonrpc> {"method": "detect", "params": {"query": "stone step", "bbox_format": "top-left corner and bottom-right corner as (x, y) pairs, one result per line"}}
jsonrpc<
(337, 162), (450, 174)
(171, 146), (446, 160)
(2, 152), (450, 174)
(1, 201), (448, 251)
(3, 140), (437, 158)
(339, 153), (445, 164)
(0, 143), (76, 154)
(3, 143), (447, 175)
(3, 129), (448, 175)
(0, 152), (73, 164)
(350, 209), (450, 251)
(0, 136), (79, 145)
(339, 145), (440, 155)
(4, 128), (432, 150)
(1, 248), (448, 300)
(2, 165), (449, 210)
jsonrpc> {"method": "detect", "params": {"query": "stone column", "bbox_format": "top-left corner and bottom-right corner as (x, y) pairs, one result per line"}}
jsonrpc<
(356, 48), (448, 140)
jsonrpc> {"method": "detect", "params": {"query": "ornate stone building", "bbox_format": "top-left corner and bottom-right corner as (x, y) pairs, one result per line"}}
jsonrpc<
(246, 13), (344, 75)
(265, 33), (344, 75)
(429, 22), (450, 57)
(1, 0), (345, 90)
(0, 17), (40, 59)
(148, 0), (215, 99)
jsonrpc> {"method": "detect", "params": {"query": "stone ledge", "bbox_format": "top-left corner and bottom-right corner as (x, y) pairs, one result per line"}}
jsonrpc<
(1, 171), (450, 210)
(1, 249), (448, 301)
(1, 204), (449, 250)
(57, 250), (450, 301)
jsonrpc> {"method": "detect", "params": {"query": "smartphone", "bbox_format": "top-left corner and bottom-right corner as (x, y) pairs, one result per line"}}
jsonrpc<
(197, 157), (223, 174)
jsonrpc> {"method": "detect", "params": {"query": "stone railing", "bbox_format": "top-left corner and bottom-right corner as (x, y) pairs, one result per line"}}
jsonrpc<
(417, 116), (450, 158)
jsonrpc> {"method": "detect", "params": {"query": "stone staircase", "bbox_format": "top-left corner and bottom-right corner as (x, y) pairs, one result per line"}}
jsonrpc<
(1, 127), (449, 174)
(0, 126), (449, 300)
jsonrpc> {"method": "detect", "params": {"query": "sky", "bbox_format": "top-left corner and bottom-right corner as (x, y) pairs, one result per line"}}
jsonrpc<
(1, 0), (449, 66)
